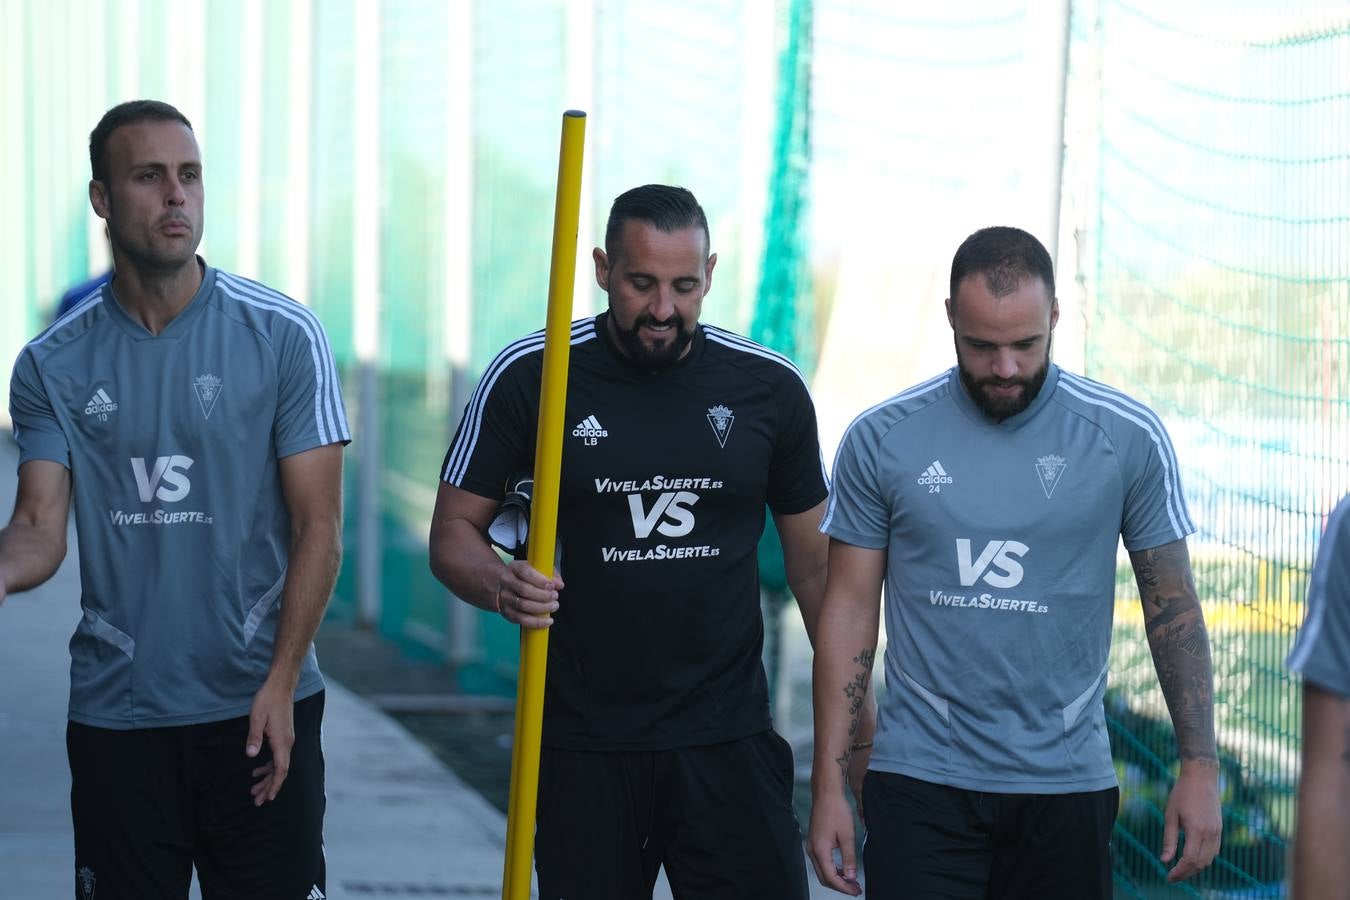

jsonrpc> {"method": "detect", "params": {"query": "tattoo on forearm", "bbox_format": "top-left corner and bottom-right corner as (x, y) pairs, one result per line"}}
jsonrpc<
(1134, 541), (1218, 765)
(835, 649), (875, 780)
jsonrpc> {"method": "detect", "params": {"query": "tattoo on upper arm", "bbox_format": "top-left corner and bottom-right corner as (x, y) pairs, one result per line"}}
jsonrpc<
(835, 649), (875, 779)
(1133, 540), (1218, 765)
(1342, 724), (1350, 770)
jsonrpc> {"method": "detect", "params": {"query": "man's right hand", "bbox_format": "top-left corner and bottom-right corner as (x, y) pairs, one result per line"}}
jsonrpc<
(807, 790), (862, 896)
(495, 559), (563, 629)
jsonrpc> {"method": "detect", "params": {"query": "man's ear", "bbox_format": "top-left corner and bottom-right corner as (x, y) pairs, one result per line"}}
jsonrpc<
(1049, 298), (1060, 332)
(593, 246), (609, 290)
(89, 180), (111, 220)
(945, 297), (956, 329)
(703, 252), (718, 295)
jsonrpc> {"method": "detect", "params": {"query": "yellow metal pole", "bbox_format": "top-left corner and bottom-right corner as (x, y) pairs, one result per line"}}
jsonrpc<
(502, 110), (586, 900)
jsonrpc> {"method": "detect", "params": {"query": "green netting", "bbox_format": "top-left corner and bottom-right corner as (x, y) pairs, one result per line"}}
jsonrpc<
(307, 0), (359, 365)
(751, 0), (815, 376)
(305, 0), (365, 623)
(200, 1), (248, 276)
(1077, 1), (1350, 894)
(751, 0), (813, 701)
(368, 0), (459, 659)
(753, 0), (814, 598)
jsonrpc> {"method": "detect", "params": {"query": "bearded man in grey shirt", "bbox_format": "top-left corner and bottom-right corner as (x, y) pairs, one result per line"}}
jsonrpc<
(0, 100), (348, 899)
(807, 226), (1222, 898)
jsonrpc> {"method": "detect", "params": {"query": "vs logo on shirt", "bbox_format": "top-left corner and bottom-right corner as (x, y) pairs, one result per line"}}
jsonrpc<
(627, 491), (699, 539)
(131, 455), (194, 503)
(956, 538), (1028, 588)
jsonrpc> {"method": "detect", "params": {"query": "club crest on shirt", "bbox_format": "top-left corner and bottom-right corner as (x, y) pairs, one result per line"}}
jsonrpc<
(706, 404), (735, 448)
(78, 865), (96, 900)
(1035, 454), (1067, 498)
(192, 373), (223, 419)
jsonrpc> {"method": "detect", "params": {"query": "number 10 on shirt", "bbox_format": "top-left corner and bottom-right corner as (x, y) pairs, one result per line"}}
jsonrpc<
(502, 110), (587, 900)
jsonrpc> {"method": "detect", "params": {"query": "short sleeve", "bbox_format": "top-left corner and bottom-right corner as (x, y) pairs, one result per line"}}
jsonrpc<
(820, 416), (890, 550)
(1288, 496), (1350, 695)
(439, 350), (538, 500)
(9, 347), (70, 468)
(765, 372), (829, 515)
(272, 312), (351, 458)
(1120, 410), (1195, 551)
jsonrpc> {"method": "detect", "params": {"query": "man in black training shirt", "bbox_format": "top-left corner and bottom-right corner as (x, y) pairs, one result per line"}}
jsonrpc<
(430, 185), (865, 899)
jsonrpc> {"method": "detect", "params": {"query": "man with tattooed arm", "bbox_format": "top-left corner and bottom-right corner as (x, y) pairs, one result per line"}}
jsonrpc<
(1286, 493), (1350, 899)
(806, 226), (1221, 898)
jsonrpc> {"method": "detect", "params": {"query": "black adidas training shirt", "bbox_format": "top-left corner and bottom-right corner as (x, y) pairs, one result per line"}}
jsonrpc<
(440, 312), (828, 751)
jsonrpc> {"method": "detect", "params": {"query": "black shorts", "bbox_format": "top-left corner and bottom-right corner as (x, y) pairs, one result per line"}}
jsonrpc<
(67, 690), (326, 900)
(862, 770), (1118, 900)
(535, 730), (808, 900)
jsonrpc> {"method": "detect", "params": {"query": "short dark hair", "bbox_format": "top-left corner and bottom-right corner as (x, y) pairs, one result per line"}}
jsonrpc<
(89, 100), (194, 183)
(604, 184), (710, 260)
(949, 226), (1055, 306)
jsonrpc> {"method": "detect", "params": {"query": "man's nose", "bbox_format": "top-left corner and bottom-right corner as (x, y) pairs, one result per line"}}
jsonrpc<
(650, 288), (676, 322)
(992, 349), (1018, 380)
(166, 178), (187, 206)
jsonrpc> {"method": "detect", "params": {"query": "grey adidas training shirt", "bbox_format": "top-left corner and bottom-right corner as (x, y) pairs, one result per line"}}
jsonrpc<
(9, 263), (350, 729)
(1287, 494), (1350, 695)
(823, 365), (1194, 793)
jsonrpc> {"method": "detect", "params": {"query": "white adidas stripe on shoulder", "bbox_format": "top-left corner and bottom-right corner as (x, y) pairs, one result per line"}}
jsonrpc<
(1058, 372), (1193, 534)
(700, 325), (834, 488)
(815, 375), (945, 534)
(442, 318), (598, 485)
(835, 371), (949, 450)
(218, 272), (349, 444)
(26, 285), (106, 350)
(821, 372), (949, 532)
(1058, 372), (1194, 538)
(224, 272), (351, 445)
(217, 279), (337, 445)
(441, 318), (595, 484)
(217, 272), (351, 446)
(702, 325), (809, 388)
(1287, 498), (1350, 673)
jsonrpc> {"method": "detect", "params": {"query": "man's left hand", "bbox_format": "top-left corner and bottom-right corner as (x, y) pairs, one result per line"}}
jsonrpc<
(246, 677), (296, 806)
(1161, 759), (1222, 882)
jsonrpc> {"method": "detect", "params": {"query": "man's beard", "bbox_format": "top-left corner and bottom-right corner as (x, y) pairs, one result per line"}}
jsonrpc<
(957, 343), (1052, 422)
(611, 312), (696, 369)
